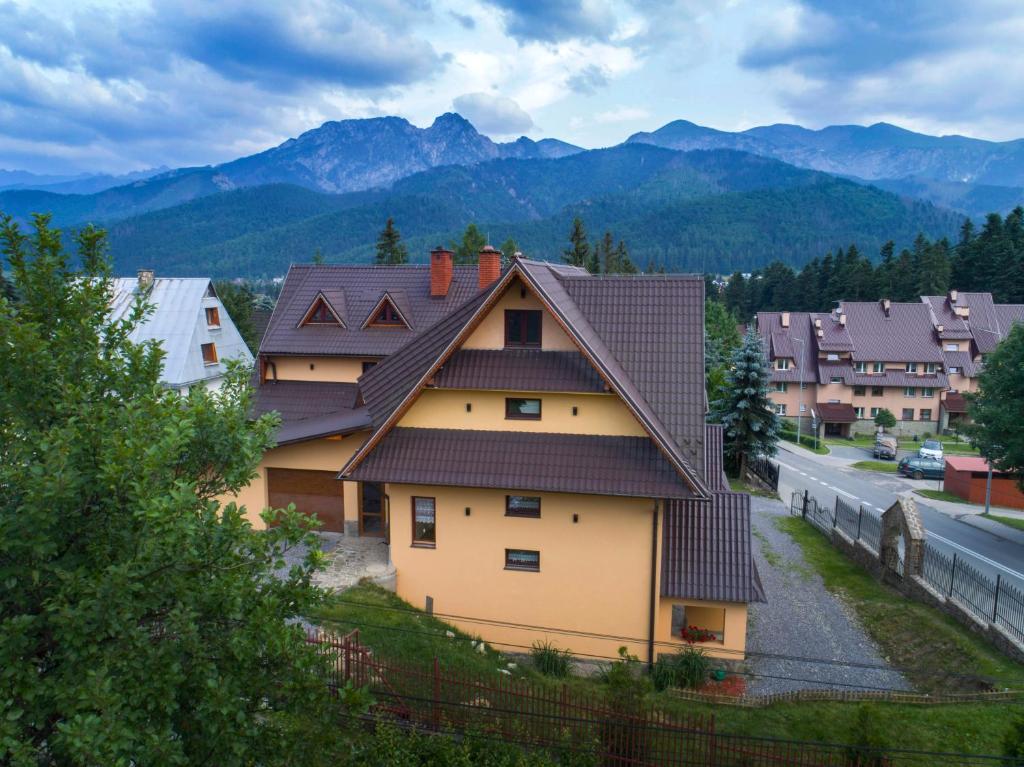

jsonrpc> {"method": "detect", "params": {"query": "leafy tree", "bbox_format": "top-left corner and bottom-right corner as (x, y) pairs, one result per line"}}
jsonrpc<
(499, 237), (519, 260)
(452, 222), (487, 264)
(563, 217), (590, 268)
(967, 324), (1024, 489)
(714, 328), (779, 475)
(214, 279), (258, 353)
(0, 214), (341, 766)
(374, 216), (408, 265)
(874, 408), (896, 432)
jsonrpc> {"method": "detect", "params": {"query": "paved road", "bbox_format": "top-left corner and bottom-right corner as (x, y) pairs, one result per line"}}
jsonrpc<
(774, 444), (1024, 590)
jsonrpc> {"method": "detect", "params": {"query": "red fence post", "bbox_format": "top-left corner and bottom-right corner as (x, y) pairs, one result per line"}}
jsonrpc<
(432, 655), (441, 731)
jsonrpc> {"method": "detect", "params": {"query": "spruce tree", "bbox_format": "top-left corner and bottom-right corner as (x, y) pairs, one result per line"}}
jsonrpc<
(714, 328), (779, 476)
(599, 231), (615, 274)
(451, 223), (487, 264)
(375, 217), (408, 265)
(563, 218), (590, 267)
(499, 237), (518, 260)
(612, 240), (637, 273)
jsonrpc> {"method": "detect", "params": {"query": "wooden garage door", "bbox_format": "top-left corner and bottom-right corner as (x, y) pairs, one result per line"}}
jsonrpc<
(267, 468), (344, 533)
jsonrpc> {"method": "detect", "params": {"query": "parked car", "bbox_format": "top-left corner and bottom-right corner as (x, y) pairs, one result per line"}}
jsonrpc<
(918, 439), (944, 460)
(898, 456), (945, 480)
(873, 435), (898, 460)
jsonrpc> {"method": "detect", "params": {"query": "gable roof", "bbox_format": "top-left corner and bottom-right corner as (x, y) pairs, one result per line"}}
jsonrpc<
(756, 312), (817, 383)
(261, 264), (479, 357)
(343, 259), (710, 499)
(110, 277), (253, 387)
(839, 301), (943, 363)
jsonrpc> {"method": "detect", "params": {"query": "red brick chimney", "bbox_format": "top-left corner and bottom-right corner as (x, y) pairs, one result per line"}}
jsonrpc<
(430, 246), (454, 297)
(478, 245), (501, 290)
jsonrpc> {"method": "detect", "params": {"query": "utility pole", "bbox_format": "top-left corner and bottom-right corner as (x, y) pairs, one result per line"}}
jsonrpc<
(984, 459), (993, 516)
(794, 336), (806, 446)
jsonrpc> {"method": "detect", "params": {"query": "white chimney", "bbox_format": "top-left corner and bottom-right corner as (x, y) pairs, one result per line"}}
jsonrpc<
(137, 269), (154, 291)
(814, 318), (822, 329)
(949, 289), (958, 303)
(781, 312), (790, 328)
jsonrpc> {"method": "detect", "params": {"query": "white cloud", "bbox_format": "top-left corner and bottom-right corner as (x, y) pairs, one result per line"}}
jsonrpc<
(594, 106), (649, 124)
(452, 92), (534, 135)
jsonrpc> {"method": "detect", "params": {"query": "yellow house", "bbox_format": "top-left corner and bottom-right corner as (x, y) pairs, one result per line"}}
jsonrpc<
(236, 247), (763, 662)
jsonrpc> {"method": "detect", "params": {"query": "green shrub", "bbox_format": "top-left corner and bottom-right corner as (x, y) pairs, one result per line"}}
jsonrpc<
(599, 648), (651, 764)
(530, 641), (575, 678)
(651, 647), (711, 691)
(1004, 715), (1024, 764)
(843, 704), (891, 767)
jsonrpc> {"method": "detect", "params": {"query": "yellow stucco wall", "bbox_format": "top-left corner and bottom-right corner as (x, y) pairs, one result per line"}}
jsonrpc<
(268, 355), (373, 382)
(399, 389), (646, 436)
(387, 483), (659, 660)
(462, 279), (576, 351)
(226, 432), (368, 529)
(656, 598), (748, 661)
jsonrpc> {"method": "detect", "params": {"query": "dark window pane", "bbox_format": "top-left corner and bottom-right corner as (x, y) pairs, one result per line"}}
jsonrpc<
(504, 310), (542, 347)
(506, 398), (541, 419)
(506, 495), (541, 517)
(413, 497), (436, 545)
(525, 311), (541, 344)
(505, 549), (540, 571)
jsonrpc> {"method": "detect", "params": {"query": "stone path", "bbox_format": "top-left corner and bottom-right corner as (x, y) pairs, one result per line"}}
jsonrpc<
(313, 535), (394, 591)
(745, 496), (910, 695)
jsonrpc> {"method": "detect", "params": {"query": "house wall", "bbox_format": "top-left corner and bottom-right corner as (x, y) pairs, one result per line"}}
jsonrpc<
(386, 483), (658, 660)
(225, 432), (368, 528)
(268, 355), (374, 383)
(462, 279), (577, 351)
(400, 389), (646, 437)
(655, 598), (748, 661)
(767, 382), (816, 418)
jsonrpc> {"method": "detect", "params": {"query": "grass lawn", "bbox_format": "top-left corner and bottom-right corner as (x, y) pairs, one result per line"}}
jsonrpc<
(827, 435), (979, 456)
(914, 488), (969, 504)
(312, 581), (1024, 756)
(987, 514), (1024, 532)
(728, 476), (778, 499)
(851, 460), (898, 473)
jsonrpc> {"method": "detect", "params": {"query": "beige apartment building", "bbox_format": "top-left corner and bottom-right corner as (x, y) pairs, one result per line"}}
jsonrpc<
(758, 292), (1024, 437)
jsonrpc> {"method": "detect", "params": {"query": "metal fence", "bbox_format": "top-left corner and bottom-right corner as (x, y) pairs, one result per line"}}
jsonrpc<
(792, 491), (1024, 647)
(748, 455), (779, 491)
(307, 628), (1013, 766)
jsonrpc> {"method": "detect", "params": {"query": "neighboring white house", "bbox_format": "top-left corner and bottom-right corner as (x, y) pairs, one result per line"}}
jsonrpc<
(110, 270), (254, 394)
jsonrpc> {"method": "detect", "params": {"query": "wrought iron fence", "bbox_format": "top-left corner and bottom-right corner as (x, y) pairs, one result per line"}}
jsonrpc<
(793, 491), (1024, 647)
(748, 455), (779, 491)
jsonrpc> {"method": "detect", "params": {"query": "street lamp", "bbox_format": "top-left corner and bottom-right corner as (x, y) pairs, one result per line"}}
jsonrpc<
(793, 336), (806, 446)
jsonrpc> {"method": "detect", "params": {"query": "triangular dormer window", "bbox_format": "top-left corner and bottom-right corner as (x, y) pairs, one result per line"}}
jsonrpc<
(363, 293), (411, 330)
(298, 293), (345, 327)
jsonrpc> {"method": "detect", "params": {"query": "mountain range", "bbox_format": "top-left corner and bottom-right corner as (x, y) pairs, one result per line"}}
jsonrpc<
(2, 112), (1022, 277)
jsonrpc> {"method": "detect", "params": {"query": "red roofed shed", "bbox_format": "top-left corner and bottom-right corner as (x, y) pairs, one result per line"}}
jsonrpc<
(943, 456), (1024, 510)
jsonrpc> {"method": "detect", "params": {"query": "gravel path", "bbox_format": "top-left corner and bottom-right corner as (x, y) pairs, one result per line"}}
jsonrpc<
(745, 496), (910, 695)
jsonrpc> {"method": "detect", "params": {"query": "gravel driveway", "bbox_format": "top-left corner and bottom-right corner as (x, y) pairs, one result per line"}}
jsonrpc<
(745, 496), (910, 695)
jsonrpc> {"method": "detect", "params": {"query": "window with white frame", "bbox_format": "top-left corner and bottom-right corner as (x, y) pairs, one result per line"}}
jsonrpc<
(905, 362), (918, 373)
(921, 387), (934, 398)
(925, 363), (936, 374)
(872, 362), (885, 373)
(944, 343), (959, 351)
(903, 387), (916, 397)
(774, 403), (787, 415)
(870, 407), (880, 418)
(920, 408), (932, 421)
(827, 353), (839, 361)
(854, 361), (866, 373)
(775, 358), (790, 370)
(854, 406), (864, 419)
(773, 382), (788, 392)
(799, 404), (807, 412)
(830, 376), (842, 384)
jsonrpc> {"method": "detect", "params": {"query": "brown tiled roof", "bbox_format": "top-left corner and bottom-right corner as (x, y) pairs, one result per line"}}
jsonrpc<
(661, 493), (765, 603)
(810, 312), (855, 353)
(347, 427), (698, 499)
(817, 361), (948, 389)
(251, 380), (371, 445)
(757, 312), (817, 383)
(943, 392), (968, 414)
(922, 295), (973, 339)
(815, 402), (857, 423)
(260, 264), (481, 356)
(251, 307), (274, 347)
(358, 290), (491, 429)
(839, 302), (944, 363)
(704, 424), (728, 492)
(433, 349), (606, 392)
(943, 350), (981, 377)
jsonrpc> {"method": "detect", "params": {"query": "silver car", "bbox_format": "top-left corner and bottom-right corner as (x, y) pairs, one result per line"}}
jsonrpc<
(918, 439), (944, 461)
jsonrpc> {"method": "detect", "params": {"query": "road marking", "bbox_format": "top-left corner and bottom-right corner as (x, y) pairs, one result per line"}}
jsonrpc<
(927, 532), (1024, 581)
(808, 476), (818, 482)
(832, 487), (858, 500)
(872, 505), (885, 513)
(799, 471), (807, 476)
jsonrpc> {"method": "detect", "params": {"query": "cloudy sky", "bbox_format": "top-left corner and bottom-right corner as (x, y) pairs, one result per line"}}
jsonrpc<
(3, 0), (1023, 174)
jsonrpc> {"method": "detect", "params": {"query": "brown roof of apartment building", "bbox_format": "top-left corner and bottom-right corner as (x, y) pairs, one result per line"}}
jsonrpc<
(943, 350), (980, 377)
(432, 349), (606, 392)
(347, 427), (698, 499)
(943, 392), (968, 414)
(757, 312), (817, 383)
(839, 301), (944, 363)
(251, 379), (371, 445)
(661, 493), (765, 603)
(347, 258), (710, 497)
(260, 264), (481, 357)
(810, 311), (855, 352)
(817, 361), (949, 389)
(815, 402), (858, 423)
(922, 295), (973, 340)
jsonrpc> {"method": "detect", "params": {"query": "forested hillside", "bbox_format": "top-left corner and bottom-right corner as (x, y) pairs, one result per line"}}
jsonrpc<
(102, 146), (962, 277)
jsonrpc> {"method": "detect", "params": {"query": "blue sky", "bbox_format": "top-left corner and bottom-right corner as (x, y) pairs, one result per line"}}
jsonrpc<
(2, 0), (1023, 174)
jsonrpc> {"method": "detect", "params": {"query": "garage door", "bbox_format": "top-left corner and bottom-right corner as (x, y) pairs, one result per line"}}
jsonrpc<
(267, 468), (344, 533)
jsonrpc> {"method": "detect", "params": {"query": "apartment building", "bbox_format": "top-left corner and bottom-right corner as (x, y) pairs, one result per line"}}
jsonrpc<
(758, 291), (1024, 437)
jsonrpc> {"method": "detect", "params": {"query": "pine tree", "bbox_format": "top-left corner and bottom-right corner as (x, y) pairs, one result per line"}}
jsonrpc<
(375, 217), (408, 265)
(499, 237), (518, 260)
(714, 328), (779, 476)
(723, 272), (748, 318)
(612, 240), (637, 273)
(586, 243), (601, 274)
(311, 248), (325, 265)
(600, 231), (615, 274)
(451, 223), (487, 264)
(563, 218), (590, 267)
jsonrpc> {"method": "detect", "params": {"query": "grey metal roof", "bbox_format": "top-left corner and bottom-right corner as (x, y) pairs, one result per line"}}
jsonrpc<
(661, 493), (765, 603)
(433, 349), (606, 392)
(347, 427), (697, 499)
(260, 264), (481, 356)
(110, 277), (253, 388)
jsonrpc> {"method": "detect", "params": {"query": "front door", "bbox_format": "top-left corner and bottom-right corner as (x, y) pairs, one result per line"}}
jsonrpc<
(359, 483), (386, 537)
